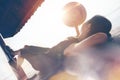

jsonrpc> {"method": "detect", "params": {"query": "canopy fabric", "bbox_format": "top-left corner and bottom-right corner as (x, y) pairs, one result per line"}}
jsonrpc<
(0, 0), (44, 38)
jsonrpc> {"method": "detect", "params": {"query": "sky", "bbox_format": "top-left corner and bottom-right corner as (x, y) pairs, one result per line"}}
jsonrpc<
(0, 0), (120, 79)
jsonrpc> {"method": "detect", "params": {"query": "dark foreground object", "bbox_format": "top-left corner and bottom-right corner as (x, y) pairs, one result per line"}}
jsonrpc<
(0, 0), (44, 38)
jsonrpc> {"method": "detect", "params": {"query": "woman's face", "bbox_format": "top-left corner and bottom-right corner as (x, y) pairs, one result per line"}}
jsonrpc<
(78, 22), (91, 41)
(80, 22), (91, 35)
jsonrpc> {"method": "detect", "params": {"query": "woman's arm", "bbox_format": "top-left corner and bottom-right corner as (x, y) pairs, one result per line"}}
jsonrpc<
(64, 32), (108, 56)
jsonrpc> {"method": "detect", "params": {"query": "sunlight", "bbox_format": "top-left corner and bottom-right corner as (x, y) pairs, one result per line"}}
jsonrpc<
(33, 0), (80, 45)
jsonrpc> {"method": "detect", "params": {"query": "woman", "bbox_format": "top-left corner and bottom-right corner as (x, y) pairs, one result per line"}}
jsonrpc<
(64, 15), (112, 56)
(15, 15), (112, 80)
(50, 15), (112, 80)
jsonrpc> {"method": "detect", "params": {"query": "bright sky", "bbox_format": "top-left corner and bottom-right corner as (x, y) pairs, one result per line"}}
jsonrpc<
(1, 0), (120, 79)
(5, 0), (120, 50)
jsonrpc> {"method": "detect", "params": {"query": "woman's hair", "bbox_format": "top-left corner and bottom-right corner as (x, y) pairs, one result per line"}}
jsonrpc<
(86, 15), (112, 39)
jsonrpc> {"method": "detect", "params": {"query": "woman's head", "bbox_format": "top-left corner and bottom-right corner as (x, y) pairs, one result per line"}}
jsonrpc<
(81, 15), (112, 39)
